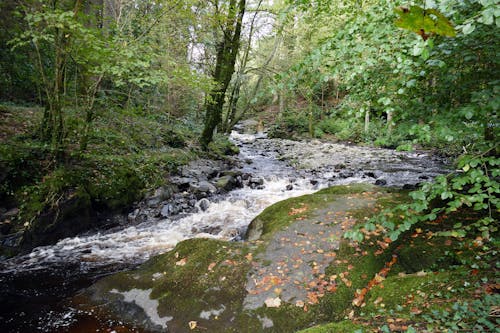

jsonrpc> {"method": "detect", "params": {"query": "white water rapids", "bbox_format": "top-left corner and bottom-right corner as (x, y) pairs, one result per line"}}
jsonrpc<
(0, 131), (448, 274)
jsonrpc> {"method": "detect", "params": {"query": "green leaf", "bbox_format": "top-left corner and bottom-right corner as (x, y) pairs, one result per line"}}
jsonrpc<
(395, 6), (456, 39)
(462, 23), (476, 35)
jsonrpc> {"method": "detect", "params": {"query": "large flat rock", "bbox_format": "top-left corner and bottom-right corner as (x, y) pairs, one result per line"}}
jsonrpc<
(73, 184), (406, 332)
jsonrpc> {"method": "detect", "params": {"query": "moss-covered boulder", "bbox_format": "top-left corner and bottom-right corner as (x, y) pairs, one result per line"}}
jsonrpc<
(75, 184), (409, 332)
(77, 183), (496, 331)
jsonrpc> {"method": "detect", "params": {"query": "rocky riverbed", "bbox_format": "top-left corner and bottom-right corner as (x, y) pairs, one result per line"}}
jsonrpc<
(0, 126), (450, 332)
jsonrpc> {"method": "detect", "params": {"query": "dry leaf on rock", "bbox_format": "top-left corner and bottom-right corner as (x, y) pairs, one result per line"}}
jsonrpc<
(264, 297), (282, 308)
(176, 258), (187, 266)
(188, 321), (197, 330)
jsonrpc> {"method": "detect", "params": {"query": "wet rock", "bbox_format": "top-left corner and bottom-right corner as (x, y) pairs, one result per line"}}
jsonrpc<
(153, 185), (176, 201)
(241, 173), (251, 181)
(146, 196), (162, 208)
(215, 175), (241, 192)
(171, 177), (195, 191)
(180, 159), (223, 180)
(190, 181), (217, 198)
(403, 183), (418, 190)
(375, 179), (387, 186)
(339, 171), (354, 178)
(286, 184), (293, 191)
(160, 204), (173, 217)
(136, 213), (149, 223)
(198, 225), (222, 235)
(128, 209), (139, 221)
(249, 177), (264, 189)
(197, 198), (210, 212)
(364, 171), (377, 178)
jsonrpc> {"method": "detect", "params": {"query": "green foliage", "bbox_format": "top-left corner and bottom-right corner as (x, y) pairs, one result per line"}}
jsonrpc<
(0, 141), (49, 201)
(263, 0), (498, 155)
(345, 154), (499, 243)
(1, 104), (196, 233)
(422, 294), (500, 332)
(395, 5), (456, 39)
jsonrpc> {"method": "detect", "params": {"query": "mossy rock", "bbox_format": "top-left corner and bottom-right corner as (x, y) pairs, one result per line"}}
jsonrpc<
(208, 136), (240, 157)
(77, 238), (253, 332)
(246, 183), (395, 241)
(76, 184), (411, 332)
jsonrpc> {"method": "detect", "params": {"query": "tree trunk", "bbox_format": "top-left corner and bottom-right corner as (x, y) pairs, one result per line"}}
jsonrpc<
(200, 0), (246, 150)
(387, 110), (393, 135)
(364, 104), (370, 133)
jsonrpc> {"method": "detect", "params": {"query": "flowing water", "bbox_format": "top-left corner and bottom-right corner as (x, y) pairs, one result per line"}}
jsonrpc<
(0, 132), (449, 332)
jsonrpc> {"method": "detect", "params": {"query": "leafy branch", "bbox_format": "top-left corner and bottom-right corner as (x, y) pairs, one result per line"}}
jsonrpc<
(345, 154), (499, 243)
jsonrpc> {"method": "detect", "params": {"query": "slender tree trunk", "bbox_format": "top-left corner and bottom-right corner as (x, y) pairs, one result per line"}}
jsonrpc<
(387, 110), (393, 134)
(80, 74), (103, 151)
(222, 0), (263, 133)
(364, 103), (370, 133)
(200, 0), (246, 150)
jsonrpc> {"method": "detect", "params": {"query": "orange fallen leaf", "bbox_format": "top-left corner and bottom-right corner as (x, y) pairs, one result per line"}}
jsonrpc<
(176, 258), (187, 266)
(410, 307), (423, 314)
(307, 292), (319, 304)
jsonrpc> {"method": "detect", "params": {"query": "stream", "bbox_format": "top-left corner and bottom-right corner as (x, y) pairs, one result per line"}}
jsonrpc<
(0, 130), (449, 332)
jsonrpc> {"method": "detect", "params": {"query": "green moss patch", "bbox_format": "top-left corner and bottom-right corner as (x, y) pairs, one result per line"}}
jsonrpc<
(249, 183), (384, 239)
(298, 321), (365, 333)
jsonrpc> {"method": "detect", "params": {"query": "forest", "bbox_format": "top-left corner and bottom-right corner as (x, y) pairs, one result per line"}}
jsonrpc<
(0, 0), (498, 332)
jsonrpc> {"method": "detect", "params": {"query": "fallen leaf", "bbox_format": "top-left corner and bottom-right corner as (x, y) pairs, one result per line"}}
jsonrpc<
(410, 307), (423, 314)
(295, 300), (305, 307)
(348, 309), (355, 319)
(326, 284), (337, 292)
(208, 262), (216, 271)
(176, 258), (187, 266)
(188, 321), (197, 330)
(375, 273), (386, 283)
(352, 296), (363, 307)
(307, 292), (319, 304)
(265, 297), (282, 308)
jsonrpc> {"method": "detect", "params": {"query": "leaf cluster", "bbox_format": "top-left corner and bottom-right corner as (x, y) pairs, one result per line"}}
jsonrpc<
(345, 154), (499, 243)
